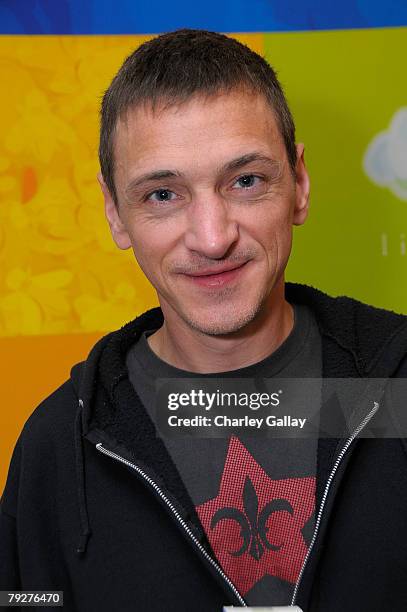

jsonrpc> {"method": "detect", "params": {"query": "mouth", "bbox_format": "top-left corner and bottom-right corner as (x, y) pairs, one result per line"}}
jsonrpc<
(181, 261), (250, 288)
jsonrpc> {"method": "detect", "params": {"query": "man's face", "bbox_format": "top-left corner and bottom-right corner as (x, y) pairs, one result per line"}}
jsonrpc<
(100, 89), (310, 336)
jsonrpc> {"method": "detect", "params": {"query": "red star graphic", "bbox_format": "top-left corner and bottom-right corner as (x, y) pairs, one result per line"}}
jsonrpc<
(196, 436), (315, 595)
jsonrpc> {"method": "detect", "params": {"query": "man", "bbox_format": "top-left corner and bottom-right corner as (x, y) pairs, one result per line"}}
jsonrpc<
(1, 28), (407, 612)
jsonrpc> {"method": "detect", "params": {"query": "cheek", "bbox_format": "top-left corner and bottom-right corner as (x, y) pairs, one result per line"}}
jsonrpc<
(133, 240), (160, 272)
(127, 224), (175, 279)
(244, 206), (293, 269)
(249, 210), (292, 247)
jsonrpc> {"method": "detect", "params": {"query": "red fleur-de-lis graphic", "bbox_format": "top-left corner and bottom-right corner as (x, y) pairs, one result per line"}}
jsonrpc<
(197, 436), (315, 595)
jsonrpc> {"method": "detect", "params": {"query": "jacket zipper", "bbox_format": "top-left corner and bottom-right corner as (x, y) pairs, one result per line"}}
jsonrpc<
(291, 400), (380, 606)
(95, 442), (246, 607)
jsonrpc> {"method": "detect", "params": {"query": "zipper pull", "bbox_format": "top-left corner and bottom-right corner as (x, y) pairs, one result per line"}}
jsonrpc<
(223, 607), (303, 611)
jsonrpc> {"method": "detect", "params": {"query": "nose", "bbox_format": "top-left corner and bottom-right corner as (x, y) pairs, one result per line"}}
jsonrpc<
(183, 193), (239, 259)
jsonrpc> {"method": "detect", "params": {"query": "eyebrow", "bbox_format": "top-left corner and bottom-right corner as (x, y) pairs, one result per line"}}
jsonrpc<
(125, 170), (181, 197)
(222, 152), (280, 173)
(124, 151), (280, 197)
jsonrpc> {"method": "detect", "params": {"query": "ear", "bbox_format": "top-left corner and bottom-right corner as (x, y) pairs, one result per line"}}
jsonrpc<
(97, 172), (132, 250)
(292, 143), (310, 226)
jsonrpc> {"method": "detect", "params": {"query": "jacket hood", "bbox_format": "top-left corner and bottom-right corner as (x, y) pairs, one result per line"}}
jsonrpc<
(285, 283), (407, 377)
(69, 282), (407, 556)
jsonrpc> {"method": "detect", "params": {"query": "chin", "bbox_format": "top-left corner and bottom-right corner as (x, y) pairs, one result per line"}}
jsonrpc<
(181, 301), (263, 337)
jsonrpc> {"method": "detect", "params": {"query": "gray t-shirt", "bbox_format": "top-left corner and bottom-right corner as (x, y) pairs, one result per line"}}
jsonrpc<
(126, 303), (322, 606)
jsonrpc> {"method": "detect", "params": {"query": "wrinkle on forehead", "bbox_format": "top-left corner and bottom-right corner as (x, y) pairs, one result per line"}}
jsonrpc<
(113, 89), (286, 195)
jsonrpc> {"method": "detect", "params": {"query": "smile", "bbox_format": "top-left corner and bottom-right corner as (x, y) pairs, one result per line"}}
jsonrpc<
(183, 261), (249, 288)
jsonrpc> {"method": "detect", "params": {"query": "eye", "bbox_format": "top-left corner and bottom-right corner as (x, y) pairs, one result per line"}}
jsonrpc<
(146, 188), (177, 203)
(232, 175), (262, 190)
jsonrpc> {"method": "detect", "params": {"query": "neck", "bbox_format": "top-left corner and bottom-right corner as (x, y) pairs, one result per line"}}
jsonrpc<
(147, 280), (294, 373)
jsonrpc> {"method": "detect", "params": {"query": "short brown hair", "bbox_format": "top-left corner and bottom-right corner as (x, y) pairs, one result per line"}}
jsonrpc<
(99, 29), (297, 204)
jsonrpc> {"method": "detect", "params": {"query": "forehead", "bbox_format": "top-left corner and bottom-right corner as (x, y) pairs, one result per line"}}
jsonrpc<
(113, 90), (285, 181)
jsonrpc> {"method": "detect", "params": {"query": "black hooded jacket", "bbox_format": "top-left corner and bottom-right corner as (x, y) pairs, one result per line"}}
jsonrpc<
(2, 282), (407, 611)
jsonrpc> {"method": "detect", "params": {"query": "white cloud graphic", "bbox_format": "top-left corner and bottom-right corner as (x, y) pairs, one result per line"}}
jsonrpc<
(363, 107), (407, 201)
